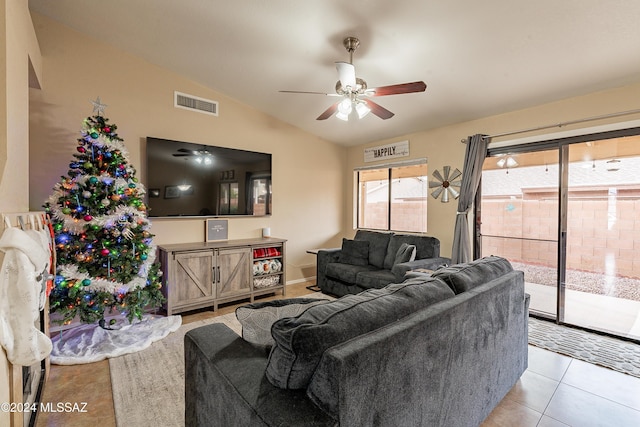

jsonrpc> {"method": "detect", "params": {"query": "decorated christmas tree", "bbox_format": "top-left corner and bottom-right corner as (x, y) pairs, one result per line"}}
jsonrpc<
(45, 98), (164, 327)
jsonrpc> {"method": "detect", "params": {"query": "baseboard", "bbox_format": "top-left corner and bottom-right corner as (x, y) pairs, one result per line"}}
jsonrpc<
(286, 276), (316, 286)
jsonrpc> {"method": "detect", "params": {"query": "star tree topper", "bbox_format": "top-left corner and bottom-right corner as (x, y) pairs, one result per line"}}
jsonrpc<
(91, 96), (108, 116)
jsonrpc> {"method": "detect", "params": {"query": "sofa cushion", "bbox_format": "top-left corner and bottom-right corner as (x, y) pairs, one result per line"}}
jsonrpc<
(265, 277), (455, 389)
(236, 298), (330, 349)
(383, 234), (440, 269)
(354, 269), (396, 289)
(431, 255), (513, 294)
(354, 229), (392, 269)
(337, 238), (370, 266)
(325, 262), (378, 284)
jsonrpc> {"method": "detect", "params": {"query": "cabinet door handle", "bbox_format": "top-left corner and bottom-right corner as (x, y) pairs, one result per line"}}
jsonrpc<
(216, 266), (220, 283)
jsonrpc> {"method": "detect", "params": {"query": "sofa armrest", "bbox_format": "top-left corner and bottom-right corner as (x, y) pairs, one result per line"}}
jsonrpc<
(316, 248), (341, 289)
(184, 323), (332, 427)
(391, 257), (451, 282)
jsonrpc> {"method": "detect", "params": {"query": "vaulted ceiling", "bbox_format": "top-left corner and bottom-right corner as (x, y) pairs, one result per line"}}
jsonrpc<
(28, 0), (640, 146)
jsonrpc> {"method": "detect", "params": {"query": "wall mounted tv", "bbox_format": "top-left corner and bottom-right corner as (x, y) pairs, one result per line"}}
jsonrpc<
(145, 137), (272, 217)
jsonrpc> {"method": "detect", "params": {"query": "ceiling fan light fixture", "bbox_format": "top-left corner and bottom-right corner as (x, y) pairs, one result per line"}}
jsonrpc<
(356, 102), (370, 119)
(496, 156), (518, 169)
(336, 98), (352, 121)
(338, 98), (352, 114)
(335, 111), (349, 121)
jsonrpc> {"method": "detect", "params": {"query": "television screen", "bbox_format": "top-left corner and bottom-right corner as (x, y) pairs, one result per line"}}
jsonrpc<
(145, 137), (272, 217)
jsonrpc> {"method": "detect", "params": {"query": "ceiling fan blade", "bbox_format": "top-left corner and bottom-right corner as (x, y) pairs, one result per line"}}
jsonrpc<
(362, 99), (394, 120)
(441, 189), (449, 203)
(177, 148), (192, 153)
(450, 180), (462, 188)
(449, 168), (462, 181)
(336, 61), (356, 89)
(279, 90), (340, 96)
(366, 81), (427, 97)
(428, 181), (443, 188)
(316, 102), (340, 120)
(172, 154), (191, 157)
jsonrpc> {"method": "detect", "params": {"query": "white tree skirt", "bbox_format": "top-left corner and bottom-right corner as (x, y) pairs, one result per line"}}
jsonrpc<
(50, 315), (182, 365)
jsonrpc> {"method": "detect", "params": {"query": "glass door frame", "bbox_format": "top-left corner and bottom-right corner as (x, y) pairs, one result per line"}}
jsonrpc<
(475, 126), (640, 326)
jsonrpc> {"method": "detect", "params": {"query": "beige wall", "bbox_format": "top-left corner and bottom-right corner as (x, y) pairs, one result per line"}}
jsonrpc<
(346, 82), (640, 258)
(1, 0), (41, 212)
(1, 0), (42, 422)
(28, 13), (346, 283)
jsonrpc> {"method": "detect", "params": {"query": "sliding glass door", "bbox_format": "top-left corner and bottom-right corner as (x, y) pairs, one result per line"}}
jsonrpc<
(479, 149), (560, 318)
(564, 139), (640, 339)
(478, 130), (640, 341)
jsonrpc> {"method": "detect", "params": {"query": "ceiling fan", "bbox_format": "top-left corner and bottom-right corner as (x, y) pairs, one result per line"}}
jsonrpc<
(280, 37), (427, 121)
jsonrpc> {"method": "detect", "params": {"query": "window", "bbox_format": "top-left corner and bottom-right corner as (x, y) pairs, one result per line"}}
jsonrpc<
(356, 161), (428, 232)
(218, 182), (239, 214)
(249, 176), (271, 216)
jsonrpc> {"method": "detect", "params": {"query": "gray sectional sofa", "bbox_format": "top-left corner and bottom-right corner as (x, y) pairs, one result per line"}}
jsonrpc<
(184, 256), (529, 427)
(317, 229), (451, 296)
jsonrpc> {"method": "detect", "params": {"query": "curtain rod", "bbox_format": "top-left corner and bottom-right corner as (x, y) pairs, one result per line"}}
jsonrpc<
(460, 107), (640, 143)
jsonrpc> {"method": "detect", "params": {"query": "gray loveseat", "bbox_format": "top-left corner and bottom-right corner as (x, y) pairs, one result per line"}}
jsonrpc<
(184, 256), (529, 427)
(317, 229), (451, 296)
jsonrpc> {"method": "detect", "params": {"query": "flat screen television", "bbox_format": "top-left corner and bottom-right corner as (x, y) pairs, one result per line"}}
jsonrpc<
(145, 137), (272, 217)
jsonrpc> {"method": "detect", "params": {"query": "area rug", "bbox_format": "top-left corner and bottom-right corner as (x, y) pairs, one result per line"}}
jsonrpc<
(51, 314), (182, 365)
(528, 317), (640, 378)
(109, 313), (241, 427)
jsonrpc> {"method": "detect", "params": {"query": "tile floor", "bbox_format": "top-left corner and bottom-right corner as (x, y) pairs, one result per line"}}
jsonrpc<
(36, 281), (640, 427)
(481, 346), (640, 426)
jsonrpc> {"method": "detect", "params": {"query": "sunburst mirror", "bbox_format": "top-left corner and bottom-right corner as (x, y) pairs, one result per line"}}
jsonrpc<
(429, 166), (462, 203)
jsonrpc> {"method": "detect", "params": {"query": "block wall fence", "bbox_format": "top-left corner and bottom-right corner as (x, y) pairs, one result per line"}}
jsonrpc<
(481, 190), (640, 279)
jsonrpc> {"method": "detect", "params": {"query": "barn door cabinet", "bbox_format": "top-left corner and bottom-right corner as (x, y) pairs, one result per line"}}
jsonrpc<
(158, 238), (286, 315)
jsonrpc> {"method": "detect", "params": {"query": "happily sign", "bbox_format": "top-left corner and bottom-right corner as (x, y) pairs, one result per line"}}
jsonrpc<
(364, 140), (409, 162)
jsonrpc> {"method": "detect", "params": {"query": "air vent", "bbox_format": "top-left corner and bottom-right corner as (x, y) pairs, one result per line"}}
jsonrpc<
(174, 91), (218, 116)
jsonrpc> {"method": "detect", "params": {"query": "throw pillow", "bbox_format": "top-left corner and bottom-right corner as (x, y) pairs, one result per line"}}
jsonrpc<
(337, 238), (369, 266)
(431, 255), (513, 294)
(235, 298), (329, 349)
(393, 242), (416, 266)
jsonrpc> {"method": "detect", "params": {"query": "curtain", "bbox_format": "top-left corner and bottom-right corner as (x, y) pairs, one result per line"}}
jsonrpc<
(451, 134), (490, 264)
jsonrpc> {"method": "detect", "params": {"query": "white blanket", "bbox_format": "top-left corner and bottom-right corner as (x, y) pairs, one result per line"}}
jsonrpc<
(0, 227), (53, 366)
(51, 314), (182, 365)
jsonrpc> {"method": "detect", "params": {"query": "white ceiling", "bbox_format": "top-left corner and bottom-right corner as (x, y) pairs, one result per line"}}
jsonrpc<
(28, 0), (640, 147)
